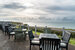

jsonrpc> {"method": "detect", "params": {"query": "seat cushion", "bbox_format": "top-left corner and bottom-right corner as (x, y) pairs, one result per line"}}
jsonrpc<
(26, 31), (28, 34)
(61, 40), (67, 43)
(10, 32), (15, 34)
(31, 40), (40, 44)
(33, 38), (39, 41)
(60, 43), (66, 47)
(22, 29), (27, 31)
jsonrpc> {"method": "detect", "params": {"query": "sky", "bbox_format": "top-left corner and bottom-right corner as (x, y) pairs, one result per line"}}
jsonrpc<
(0, 0), (75, 21)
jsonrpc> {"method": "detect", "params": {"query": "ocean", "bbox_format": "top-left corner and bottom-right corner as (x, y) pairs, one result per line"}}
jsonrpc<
(24, 21), (75, 29)
(0, 17), (75, 29)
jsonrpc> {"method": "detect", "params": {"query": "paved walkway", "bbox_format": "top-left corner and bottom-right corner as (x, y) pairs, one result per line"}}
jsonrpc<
(0, 30), (75, 50)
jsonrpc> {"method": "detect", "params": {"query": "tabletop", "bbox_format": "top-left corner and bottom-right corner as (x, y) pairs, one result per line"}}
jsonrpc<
(11, 26), (16, 29)
(39, 33), (59, 39)
(14, 28), (27, 32)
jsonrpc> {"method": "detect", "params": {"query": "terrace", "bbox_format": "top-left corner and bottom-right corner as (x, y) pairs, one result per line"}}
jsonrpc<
(0, 30), (75, 50)
(0, 30), (39, 50)
(0, 22), (75, 50)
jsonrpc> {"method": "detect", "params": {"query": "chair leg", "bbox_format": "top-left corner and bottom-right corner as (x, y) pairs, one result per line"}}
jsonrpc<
(66, 45), (68, 50)
(4, 32), (6, 35)
(12, 35), (13, 37)
(9, 35), (10, 39)
(30, 45), (31, 50)
(39, 45), (40, 50)
(40, 47), (42, 50)
(66, 47), (68, 50)
(61, 48), (63, 50)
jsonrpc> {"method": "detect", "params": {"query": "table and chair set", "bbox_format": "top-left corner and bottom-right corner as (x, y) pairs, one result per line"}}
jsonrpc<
(4, 24), (27, 40)
(4, 24), (71, 50)
(28, 29), (71, 50)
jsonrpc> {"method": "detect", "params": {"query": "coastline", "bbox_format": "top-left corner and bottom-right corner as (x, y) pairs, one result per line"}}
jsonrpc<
(0, 21), (75, 32)
(0, 21), (75, 46)
(30, 25), (75, 32)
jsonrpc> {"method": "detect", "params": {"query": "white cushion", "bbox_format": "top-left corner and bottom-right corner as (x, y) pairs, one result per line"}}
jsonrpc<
(22, 29), (27, 31)
(60, 43), (66, 47)
(61, 40), (67, 43)
(33, 38), (39, 41)
(26, 31), (28, 34)
(10, 32), (15, 34)
(31, 40), (40, 44)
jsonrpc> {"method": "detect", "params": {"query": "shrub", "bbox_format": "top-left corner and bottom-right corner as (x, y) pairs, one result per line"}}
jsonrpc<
(70, 32), (75, 38)
(51, 30), (62, 36)
(29, 26), (75, 38)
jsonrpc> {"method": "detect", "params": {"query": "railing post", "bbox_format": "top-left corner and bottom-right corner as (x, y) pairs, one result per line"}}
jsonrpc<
(45, 26), (47, 33)
(62, 27), (65, 36)
(28, 25), (29, 31)
(2, 22), (5, 32)
(35, 25), (37, 35)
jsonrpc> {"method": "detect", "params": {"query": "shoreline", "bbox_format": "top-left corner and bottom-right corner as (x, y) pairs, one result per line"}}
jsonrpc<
(30, 26), (75, 32)
(0, 21), (75, 32)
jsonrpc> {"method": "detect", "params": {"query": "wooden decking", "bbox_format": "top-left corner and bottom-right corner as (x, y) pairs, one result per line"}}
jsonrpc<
(0, 30), (75, 50)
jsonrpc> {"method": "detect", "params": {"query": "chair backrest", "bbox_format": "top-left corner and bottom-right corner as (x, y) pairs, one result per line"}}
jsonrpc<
(40, 38), (60, 50)
(5, 26), (9, 32)
(24, 24), (28, 29)
(28, 30), (34, 40)
(8, 26), (13, 32)
(62, 31), (71, 43)
(21, 25), (27, 29)
(0, 25), (3, 30)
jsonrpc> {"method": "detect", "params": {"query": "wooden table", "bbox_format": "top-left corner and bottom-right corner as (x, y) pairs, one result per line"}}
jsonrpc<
(11, 26), (16, 29)
(39, 33), (59, 39)
(39, 33), (60, 50)
(13, 28), (27, 40)
(13, 28), (27, 32)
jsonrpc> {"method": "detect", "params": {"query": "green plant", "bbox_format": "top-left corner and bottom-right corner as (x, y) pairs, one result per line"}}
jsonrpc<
(32, 31), (41, 35)
(70, 32), (75, 38)
(51, 30), (62, 36)
(70, 38), (75, 46)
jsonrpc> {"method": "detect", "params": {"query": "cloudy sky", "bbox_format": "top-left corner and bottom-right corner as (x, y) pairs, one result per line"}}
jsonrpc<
(0, 0), (75, 21)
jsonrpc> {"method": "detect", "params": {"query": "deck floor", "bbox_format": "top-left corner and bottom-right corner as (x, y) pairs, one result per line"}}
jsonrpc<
(0, 30), (75, 50)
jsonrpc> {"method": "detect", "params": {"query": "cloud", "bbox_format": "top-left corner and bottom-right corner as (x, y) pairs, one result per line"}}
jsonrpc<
(45, 5), (75, 11)
(0, 2), (27, 16)
(0, 0), (75, 21)
(2, 2), (25, 9)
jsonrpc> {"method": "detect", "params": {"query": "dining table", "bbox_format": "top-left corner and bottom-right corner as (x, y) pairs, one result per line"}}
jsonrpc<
(13, 28), (27, 40)
(39, 33), (60, 39)
(13, 28), (27, 32)
(39, 33), (60, 50)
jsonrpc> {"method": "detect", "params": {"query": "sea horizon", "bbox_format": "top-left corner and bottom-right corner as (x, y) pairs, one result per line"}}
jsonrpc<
(0, 17), (75, 29)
